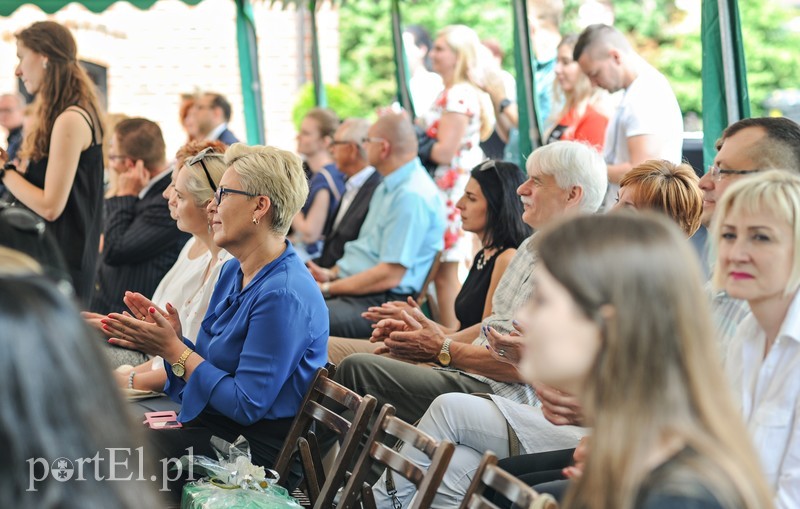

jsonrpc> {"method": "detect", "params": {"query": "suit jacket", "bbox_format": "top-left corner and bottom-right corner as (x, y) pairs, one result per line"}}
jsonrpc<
(90, 171), (191, 314)
(315, 170), (382, 268)
(217, 128), (240, 145)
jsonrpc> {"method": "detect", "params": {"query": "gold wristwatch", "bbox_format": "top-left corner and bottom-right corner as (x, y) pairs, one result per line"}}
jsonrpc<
(437, 338), (452, 367)
(171, 347), (194, 378)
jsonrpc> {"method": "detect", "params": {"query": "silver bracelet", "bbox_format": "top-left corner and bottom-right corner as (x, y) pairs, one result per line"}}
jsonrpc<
(128, 371), (136, 389)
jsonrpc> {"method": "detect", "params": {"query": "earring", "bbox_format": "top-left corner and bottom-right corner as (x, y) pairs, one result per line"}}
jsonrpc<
(42, 60), (48, 70)
(252, 216), (259, 225)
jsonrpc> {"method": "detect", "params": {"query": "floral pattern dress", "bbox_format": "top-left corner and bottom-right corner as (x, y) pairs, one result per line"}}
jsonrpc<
(421, 83), (486, 263)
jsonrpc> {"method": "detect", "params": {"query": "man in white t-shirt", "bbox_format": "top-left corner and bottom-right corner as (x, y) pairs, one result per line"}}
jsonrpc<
(574, 24), (683, 208)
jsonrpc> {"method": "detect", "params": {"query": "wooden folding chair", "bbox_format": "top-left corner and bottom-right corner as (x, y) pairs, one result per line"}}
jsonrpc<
(459, 451), (559, 509)
(415, 250), (442, 321)
(337, 404), (455, 509)
(273, 366), (377, 508)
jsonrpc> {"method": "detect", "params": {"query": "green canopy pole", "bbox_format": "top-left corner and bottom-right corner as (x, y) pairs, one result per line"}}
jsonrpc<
(235, 0), (266, 144)
(701, 0), (750, 169)
(390, 0), (415, 118)
(309, 0), (327, 107)
(511, 0), (541, 162)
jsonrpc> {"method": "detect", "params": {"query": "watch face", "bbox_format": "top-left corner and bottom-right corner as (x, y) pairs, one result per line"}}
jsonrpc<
(172, 363), (186, 378)
(437, 352), (451, 366)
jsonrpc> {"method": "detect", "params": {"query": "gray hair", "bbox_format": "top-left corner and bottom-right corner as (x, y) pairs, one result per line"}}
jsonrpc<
(338, 118), (371, 160)
(526, 141), (608, 213)
(224, 143), (309, 236)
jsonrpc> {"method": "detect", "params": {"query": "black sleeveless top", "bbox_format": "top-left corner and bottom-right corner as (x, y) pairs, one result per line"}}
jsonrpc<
(454, 247), (509, 329)
(23, 106), (104, 306)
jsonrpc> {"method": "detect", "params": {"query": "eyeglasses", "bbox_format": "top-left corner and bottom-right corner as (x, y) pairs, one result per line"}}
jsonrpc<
(330, 139), (357, 147)
(361, 136), (387, 145)
(108, 154), (129, 162)
(186, 147), (221, 192)
(213, 186), (258, 206)
(1, 207), (45, 238)
(479, 160), (498, 173)
(707, 165), (761, 182)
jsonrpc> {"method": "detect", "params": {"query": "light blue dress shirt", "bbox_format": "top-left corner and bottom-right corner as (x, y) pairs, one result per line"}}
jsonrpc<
(336, 157), (445, 295)
(164, 241), (329, 425)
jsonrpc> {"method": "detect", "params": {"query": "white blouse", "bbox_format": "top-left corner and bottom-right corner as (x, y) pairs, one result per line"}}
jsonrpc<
(149, 237), (232, 369)
(725, 289), (800, 509)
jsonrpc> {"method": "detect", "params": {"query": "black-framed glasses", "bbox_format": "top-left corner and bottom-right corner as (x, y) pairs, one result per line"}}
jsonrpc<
(707, 165), (761, 182)
(213, 186), (258, 206)
(1, 207), (45, 238)
(186, 147), (222, 192)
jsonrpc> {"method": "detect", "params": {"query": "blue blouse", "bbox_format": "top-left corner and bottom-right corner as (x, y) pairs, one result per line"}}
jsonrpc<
(300, 164), (346, 257)
(164, 241), (329, 425)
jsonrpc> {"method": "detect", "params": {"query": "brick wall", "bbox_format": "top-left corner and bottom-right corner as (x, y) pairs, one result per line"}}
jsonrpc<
(0, 0), (340, 156)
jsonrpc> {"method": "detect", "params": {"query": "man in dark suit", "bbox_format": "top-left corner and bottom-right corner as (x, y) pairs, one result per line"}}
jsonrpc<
(91, 118), (190, 315)
(193, 92), (240, 145)
(313, 118), (382, 268)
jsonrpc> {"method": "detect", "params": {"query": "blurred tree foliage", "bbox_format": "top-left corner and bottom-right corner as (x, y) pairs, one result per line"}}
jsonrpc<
(332, 0), (800, 119)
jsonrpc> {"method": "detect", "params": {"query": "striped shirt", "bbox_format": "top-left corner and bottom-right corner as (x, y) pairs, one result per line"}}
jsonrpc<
(459, 235), (539, 406)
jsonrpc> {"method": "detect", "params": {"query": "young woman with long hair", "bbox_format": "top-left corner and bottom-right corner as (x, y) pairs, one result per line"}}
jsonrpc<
(522, 213), (773, 509)
(1, 21), (105, 305)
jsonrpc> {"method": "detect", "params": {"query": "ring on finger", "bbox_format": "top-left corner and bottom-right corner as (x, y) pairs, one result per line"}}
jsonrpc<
(498, 349), (506, 357)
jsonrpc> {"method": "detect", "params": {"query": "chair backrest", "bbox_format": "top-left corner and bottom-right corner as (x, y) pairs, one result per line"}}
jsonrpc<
(273, 366), (377, 507)
(415, 250), (442, 320)
(338, 404), (456, 509)
(459, 451), (559, 509)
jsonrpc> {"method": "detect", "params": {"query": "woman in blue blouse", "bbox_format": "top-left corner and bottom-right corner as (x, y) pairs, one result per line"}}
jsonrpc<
(104, 143), (329, 493)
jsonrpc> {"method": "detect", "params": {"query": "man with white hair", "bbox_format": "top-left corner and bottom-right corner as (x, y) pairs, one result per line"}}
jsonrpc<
(574, 24), (683, 209)
(330, 141), (608, 429)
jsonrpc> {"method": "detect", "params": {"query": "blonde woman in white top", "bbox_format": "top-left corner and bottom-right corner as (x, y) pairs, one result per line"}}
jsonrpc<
(712, 170), (800, 508)
(84, 141), (231, 390)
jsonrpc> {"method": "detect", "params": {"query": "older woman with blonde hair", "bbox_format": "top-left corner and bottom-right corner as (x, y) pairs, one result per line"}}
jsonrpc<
(102, 143), (329, 497)
(422, 24), (495, 328)
(613, 159), (703, 237)
(711, 170), (800, 507)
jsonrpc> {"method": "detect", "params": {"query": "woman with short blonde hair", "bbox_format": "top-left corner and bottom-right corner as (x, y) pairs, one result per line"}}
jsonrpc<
(615, 159), (703, 236)
(710, 171), (800, 506)
(104, 142), (327, 499)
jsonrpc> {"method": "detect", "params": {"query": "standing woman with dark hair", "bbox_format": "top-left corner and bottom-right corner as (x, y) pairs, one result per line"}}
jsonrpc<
(0, 21), (105, 306)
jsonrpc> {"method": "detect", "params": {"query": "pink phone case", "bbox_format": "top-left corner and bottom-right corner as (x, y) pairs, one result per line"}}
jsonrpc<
(143, 411), (183, 429)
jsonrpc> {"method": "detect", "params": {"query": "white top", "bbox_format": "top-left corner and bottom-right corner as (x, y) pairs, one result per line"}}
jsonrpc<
(725, 290), (800, 508)
(149, 237), (232, 369)
(409, 70), (444, 117)
(602, 62), (683, 209)
(332, 166), (376, 231)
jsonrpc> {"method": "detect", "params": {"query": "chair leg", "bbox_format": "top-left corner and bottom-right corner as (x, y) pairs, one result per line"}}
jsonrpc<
(299, 438), (321, 506)
(361, 483), (378, 509)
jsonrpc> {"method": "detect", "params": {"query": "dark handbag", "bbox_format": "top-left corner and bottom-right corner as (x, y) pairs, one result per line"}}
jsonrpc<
(414, 125), (438, 176)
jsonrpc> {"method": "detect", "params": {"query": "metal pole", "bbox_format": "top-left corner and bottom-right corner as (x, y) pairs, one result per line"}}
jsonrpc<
(717, 0), (740, 123)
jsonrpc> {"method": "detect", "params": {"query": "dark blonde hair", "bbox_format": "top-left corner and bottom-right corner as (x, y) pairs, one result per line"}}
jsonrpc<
(304, 107), (339, 140)
(535, 213), (774, 509)
(618, 160), (703, 236)
(17, 21), (103, 162)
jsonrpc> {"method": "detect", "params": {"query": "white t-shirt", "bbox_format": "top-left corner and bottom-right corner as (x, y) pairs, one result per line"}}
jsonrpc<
(603, 62), (683, 208)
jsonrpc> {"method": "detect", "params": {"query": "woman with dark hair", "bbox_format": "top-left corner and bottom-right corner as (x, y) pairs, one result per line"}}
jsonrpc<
(0, 21), (105, 306)
(0, 276), (161, 508)
(331, 160), (531, 363)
